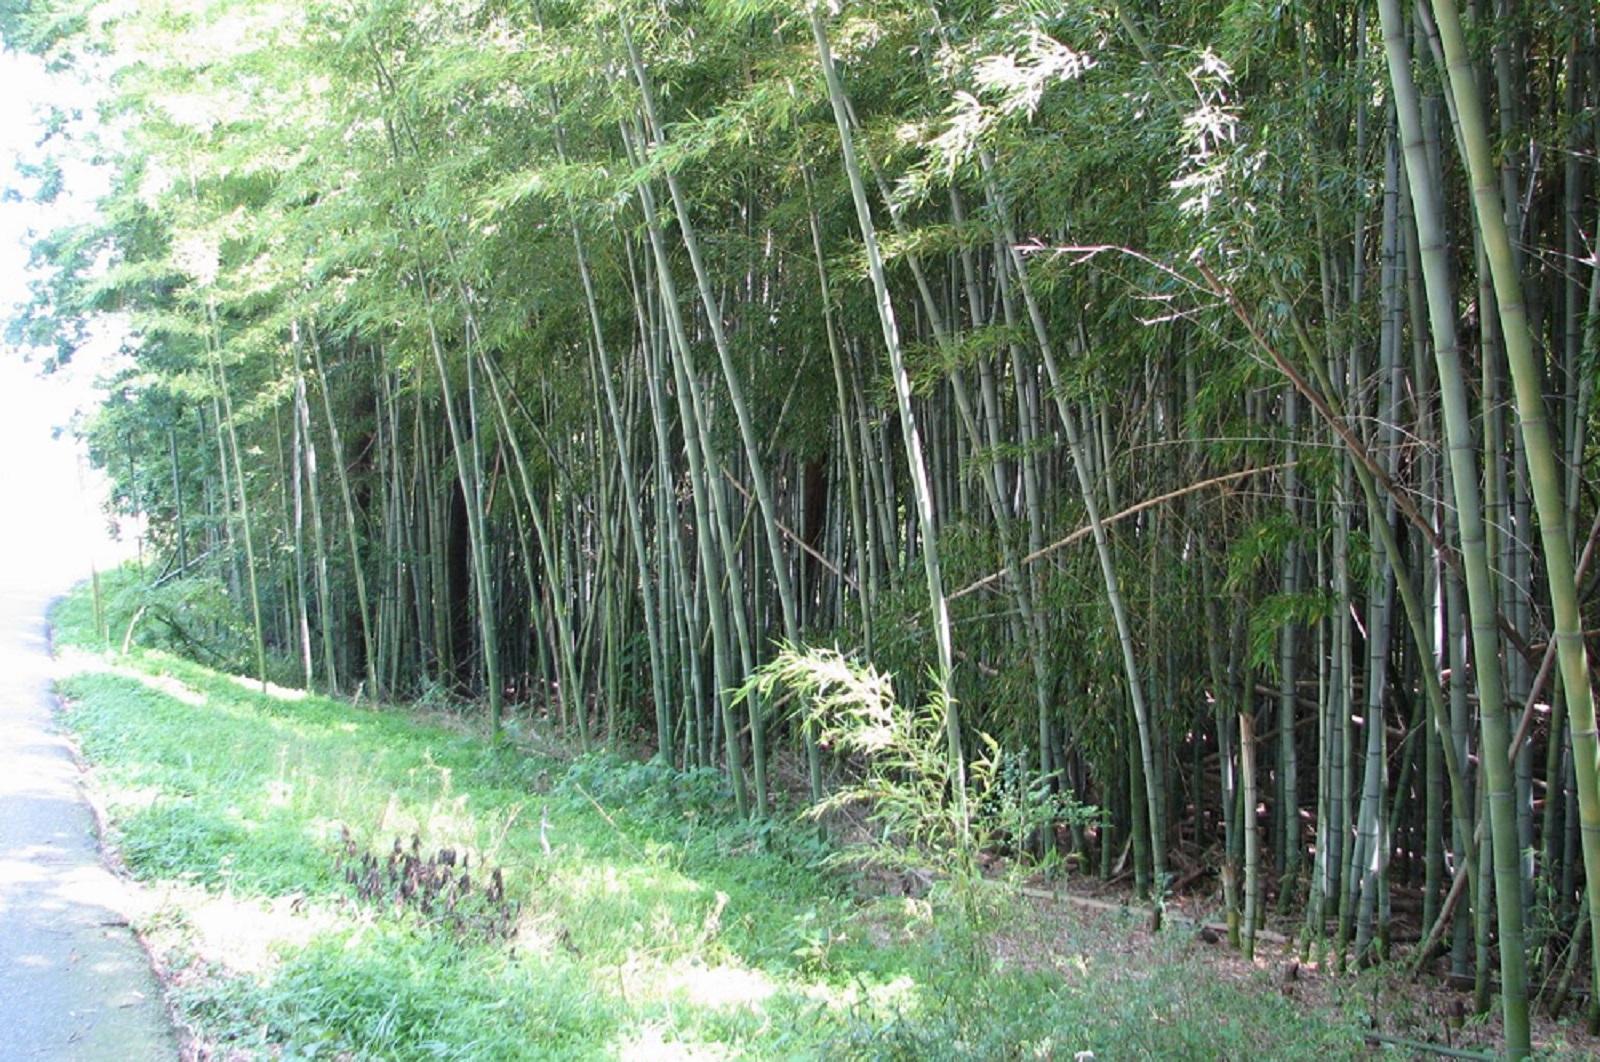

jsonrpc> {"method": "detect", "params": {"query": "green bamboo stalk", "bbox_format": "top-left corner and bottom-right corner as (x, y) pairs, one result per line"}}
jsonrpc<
(567, 212), (670, 762)
(287, 340), (315, 689)
(1276, 389), (1302, 911)
(1240, 708), (1260, 960)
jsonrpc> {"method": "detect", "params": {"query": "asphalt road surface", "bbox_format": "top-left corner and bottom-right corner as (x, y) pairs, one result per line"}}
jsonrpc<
(0, 356), (176, 1059)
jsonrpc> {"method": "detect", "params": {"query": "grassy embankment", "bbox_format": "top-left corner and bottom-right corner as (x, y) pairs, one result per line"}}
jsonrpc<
(51, 568), (1361, 1059)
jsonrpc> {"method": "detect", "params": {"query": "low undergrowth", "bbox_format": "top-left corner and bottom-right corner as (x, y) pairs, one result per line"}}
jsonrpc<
(52, 569), (1363, 1060)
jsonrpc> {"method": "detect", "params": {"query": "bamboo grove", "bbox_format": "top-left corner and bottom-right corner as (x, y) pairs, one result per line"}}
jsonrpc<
(6, 0), (1599, 1053)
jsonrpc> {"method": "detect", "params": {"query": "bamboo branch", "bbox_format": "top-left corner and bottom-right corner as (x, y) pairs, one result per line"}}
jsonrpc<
(950, 463), (1293, 601)
(721, 469), (858, 592)
(1508, 502), (1600, 755)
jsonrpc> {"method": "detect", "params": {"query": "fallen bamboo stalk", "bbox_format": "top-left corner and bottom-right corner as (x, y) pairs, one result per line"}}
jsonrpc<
(1362, 1033), (1494, 1060)
(1018, 884), (1293, 946)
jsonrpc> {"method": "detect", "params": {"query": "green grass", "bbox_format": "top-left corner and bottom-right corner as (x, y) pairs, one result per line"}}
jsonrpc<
(51, 567), (1365, 1060)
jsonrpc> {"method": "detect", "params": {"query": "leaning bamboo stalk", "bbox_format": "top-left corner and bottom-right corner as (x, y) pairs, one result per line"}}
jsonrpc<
(950, 464), (1295, 600)
(622, 120), (749, 814)
(993, 193), (1168, 894)
(288, 336), (315, 689)
(307, 325), (380, 701)
(565, 208), (671, 761)
(836, 119), (1050, 802)
(1428, 0), (1600, 1025)
(206, 303), (268, 691)
(1378, 3), (1529, 1050)
(802, 165), (874, 662)
(811, 7), (966, 821)
(475, 350), (586, 748)
(620, 22), (803, 650)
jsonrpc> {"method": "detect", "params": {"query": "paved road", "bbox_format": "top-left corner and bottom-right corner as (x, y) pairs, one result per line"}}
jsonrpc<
(0, 586), (178, 1060)
(0, 357), (177, 1058)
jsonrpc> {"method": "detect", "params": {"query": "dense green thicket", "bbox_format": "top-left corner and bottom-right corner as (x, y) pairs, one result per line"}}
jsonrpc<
(7, 1), (1599, 1055)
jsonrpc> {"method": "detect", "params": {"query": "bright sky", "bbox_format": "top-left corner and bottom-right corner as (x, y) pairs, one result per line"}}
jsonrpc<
(1, 47), (133, 591)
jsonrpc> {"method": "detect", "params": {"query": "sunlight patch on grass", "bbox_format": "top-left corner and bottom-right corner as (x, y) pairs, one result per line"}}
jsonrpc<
(182, 889), (350, 976)
(614, 1021), (731, 1061)
(227, 672), (307, 701)
(796, 970), (919, 1014)
(606, 950), (785, 1015)
(509, 908), (566, 958)
(58, 648), (210, 707)
(101, 782), (164, 811)
(341, 788), (516, 873)
(132, 671), (205, 707)
(664, 959), (777, 1009)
